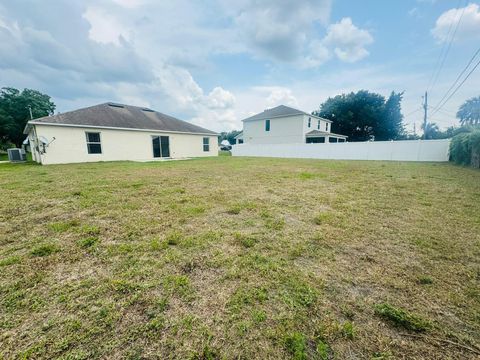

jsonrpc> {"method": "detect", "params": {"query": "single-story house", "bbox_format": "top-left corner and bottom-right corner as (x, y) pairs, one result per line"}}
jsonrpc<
(239, 105), (347, 144)
(23, 102), (218, 165)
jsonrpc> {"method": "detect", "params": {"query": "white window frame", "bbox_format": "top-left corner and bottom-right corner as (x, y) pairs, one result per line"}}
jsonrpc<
(203, 137), (210, 152)
(85, 132), (102, 154)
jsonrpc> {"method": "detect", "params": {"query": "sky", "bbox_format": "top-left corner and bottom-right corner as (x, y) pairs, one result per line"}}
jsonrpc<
(0, 0), (479, 133)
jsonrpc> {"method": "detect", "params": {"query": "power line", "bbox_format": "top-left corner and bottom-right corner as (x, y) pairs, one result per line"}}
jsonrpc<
(430, 46), (480, 113)
(430, 56), (480, 118)
(426, 0), (463, 92)
(404, 107), (423, 117)
(428, 0), (467, 92)
(428, 105), (456, 117)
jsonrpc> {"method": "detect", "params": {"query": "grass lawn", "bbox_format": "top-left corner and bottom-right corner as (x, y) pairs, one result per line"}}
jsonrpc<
(0, 157), (479, 359)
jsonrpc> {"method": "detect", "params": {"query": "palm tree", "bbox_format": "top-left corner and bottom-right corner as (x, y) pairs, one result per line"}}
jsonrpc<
(457, 96), (480, 126)
(421, 122), (440, 140)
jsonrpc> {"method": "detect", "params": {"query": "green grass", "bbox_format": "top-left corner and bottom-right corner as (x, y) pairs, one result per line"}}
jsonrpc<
(0, 157), (479, 359)
(375, 303), (432, 332)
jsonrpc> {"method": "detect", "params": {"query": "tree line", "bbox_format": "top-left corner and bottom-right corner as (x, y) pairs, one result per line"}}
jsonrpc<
(0, 87), (55, 149)
(1, 86), (479, 150)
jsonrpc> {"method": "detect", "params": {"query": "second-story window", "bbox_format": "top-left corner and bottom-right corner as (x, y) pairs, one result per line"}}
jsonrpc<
(326, 122), (329, 132)
(317, 120), (320, 130)
(308, 117), (311, 127)
(265, 119), (270, 131)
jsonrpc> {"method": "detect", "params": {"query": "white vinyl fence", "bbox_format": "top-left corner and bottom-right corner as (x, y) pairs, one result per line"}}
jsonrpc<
(232, 139), (451, 162)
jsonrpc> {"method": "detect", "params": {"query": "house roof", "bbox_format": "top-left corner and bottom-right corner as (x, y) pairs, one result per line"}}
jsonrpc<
(306, 130), (348, 138)
(241, 105), (332, 123)
(25, 102), (218, 135)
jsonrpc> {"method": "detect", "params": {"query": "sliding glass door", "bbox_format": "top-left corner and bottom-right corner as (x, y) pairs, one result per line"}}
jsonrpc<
(152, 136), (170, 158)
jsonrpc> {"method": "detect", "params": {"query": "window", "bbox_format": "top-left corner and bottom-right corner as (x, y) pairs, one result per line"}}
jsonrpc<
(238, 139), (244, 144)
(152, 136), (170, 158)
(203, 137), (210, 152)
(326, 122), (329, 132)
(86, 132), (102, 154)
(308, 117), (311, 128)
(329, 137), (338, 143)
(317, 120), (320, 130)
(306, 137), (325, 143)
(338, 138), (345, 142)
(265, 119), (270, 131)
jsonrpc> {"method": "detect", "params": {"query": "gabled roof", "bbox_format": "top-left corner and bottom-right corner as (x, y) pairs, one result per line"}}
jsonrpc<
(241, 104), (332, 122)
(25, 103), (217, 135)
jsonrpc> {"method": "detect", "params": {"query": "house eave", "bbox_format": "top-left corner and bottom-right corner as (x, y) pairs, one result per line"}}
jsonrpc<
(27, 121), (220, 136)
(242, 112), (305, 122)
(242, 112), (333, 123)
(306, 131), (348, 138)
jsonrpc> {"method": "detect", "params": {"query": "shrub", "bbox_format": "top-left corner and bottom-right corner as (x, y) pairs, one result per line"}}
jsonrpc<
(450, 128), (480, 168)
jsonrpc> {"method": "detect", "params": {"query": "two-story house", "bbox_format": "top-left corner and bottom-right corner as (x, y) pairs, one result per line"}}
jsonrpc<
(236, 105), (347, 144)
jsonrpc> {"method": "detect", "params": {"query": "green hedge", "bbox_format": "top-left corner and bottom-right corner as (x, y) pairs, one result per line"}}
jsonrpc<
(450, 128), (480, 168)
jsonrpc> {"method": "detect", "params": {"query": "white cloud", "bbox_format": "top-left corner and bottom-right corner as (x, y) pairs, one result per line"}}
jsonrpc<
(83, 6), (130, 45)
(226, 0), (332, 62)
(111, 0), (147, 8)
(301, 40), (331, 68)
(205, 87), (236, 110)
(324, 17), (373, 63)
(247, 86), (299, 109)
(432, 3), (480, 42)
(0, 0), (378, 134)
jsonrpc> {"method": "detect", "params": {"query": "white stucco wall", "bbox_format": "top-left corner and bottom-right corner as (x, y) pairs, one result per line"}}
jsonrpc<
(30, 124), (218, 165)
(242, 115), (305, 144)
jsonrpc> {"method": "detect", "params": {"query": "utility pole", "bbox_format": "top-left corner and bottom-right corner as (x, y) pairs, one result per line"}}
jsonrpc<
(28, 105), (33, 120)
(413, 122), (416, 137)
(422, 91), (428, 140)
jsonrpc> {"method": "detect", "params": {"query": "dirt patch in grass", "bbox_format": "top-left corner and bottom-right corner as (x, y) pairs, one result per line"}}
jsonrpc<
(0, 158), (479, 359)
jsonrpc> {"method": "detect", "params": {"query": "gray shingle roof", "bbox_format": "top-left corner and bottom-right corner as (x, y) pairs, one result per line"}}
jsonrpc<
(241, 105), (304, 122)
(28, 103), (217, 135)
(241, 105), (332, 123)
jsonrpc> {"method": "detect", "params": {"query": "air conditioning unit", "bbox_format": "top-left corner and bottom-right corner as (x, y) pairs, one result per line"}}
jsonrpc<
(7, 148), (27, 162)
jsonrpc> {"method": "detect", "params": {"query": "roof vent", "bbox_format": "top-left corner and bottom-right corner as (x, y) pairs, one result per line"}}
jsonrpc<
(142, 108), (154, 112)
(108, 103), (125, 108)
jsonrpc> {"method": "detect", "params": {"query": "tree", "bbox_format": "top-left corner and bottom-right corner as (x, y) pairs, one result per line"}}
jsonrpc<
(0, 87), (56, 147)
(457, 96), (480, 126)
(219, 130), (241, 144)
(313, 90), (405, 142)
(421, 122), (440, 140)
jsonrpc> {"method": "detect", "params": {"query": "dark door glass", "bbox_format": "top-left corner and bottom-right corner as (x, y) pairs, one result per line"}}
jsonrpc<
(152, 136), (161, 157)
(160, 136), (170, 157)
